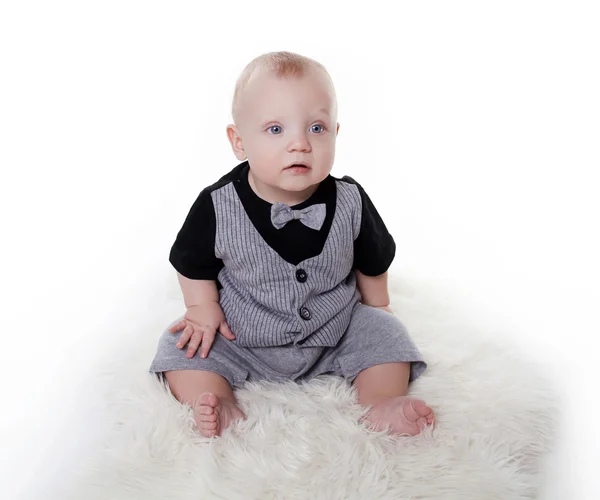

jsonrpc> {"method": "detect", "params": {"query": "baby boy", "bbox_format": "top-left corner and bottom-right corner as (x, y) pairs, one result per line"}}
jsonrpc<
(149, 51), (435, 438)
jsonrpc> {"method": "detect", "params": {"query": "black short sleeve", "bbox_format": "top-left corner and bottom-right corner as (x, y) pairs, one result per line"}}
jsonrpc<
(341, 177), (396, 276)
(169, 188), (223, 280)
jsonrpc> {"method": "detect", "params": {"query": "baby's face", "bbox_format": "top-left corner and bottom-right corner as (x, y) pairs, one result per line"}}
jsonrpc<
(229, 68), (339, 200)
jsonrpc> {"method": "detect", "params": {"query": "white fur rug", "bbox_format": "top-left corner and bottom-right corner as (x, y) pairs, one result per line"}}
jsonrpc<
(65, 272), (556, 499)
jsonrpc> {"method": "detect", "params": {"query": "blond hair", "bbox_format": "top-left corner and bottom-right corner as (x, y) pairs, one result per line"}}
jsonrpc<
(231, 51), (335, 123)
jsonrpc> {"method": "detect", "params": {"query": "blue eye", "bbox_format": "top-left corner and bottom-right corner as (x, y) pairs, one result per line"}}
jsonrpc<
(311, 124), (324, 133)
(268, 125), (282, 134)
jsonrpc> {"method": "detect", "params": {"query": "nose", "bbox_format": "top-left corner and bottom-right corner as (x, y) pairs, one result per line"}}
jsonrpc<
(287, 132), (311, 153)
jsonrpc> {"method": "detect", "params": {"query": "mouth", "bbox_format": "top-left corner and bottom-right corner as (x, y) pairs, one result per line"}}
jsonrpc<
(284, 162), (311, 170)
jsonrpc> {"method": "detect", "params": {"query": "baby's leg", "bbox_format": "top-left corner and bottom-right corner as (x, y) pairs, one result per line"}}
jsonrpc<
(164, 370), (245, 438)
(354, 362), (435, 436)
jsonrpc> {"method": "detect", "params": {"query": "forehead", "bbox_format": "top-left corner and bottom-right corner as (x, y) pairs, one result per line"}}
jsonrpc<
(240, 68), (336, 119)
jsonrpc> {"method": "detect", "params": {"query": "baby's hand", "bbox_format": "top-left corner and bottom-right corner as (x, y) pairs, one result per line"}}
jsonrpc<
(169, 301), (235, 359)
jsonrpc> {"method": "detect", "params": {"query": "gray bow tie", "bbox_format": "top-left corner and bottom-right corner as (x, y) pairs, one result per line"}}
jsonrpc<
(271, 202), (326, 230)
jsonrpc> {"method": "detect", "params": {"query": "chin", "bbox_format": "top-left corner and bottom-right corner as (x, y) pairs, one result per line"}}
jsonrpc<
(279, 183), (312, 193)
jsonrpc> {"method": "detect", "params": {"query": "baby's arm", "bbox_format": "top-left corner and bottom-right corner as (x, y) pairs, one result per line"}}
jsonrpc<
(355, 270), (393, 313)
(177, 272), (219, 308)
(169, 272), (235, 358)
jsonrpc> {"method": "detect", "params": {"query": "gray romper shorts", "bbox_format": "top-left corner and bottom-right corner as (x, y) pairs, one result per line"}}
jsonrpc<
(149, 161), (427, 389)
(149, 301), (426, 389)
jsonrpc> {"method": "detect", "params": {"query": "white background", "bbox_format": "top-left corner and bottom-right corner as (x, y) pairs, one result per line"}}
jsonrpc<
(1, 1), (598, 498)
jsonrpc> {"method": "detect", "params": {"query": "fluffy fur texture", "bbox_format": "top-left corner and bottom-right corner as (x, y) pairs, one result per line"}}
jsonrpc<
(66, 272), (557, 499)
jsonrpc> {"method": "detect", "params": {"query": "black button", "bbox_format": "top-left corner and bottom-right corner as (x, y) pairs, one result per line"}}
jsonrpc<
(296, 269), (307, 283)
(299, 306), (311, 321)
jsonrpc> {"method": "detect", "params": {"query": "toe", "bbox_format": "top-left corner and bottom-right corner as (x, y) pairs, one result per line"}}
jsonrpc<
(199, 427), (216, 438)
(416, 417), (428, 430)
(198, 414), (218, 423)
(412, 400), (434, 419)
(195, 405), (214, 416)
(411, 399), (427, 414)
(199, 392), (218, 408)
(197, 420), (218, 436)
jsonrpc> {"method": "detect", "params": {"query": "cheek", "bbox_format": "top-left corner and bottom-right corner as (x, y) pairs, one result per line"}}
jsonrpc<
(245, 137), (267, 159)
(315, 140), (336, 161)
(246, 143), (280, 176)
(252, 146), (277, 164)
(314, 133), (335, 149)
(251, 135), (277, 153)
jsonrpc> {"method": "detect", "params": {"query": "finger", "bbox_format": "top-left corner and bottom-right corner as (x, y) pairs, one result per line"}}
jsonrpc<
(176, 325), (194, 349)
(186, 330), (203, 358)
(219, 321), (236, 340)
(169, 319), (186, 333)
(176, 324), (193, 348)
(199, 330), (216, 359)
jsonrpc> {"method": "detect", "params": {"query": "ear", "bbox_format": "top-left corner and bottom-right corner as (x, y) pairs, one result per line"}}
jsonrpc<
(226, 124), (247, 161)
(336, 122), (340, 136)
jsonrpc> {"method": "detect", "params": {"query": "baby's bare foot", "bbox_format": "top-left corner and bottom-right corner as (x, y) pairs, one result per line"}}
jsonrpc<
(193, 392), (246, 438)
(362, 396), (435, 436)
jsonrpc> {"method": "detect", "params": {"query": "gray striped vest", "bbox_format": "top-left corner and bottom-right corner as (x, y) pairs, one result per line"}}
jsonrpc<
(211, 180), (362, 347)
